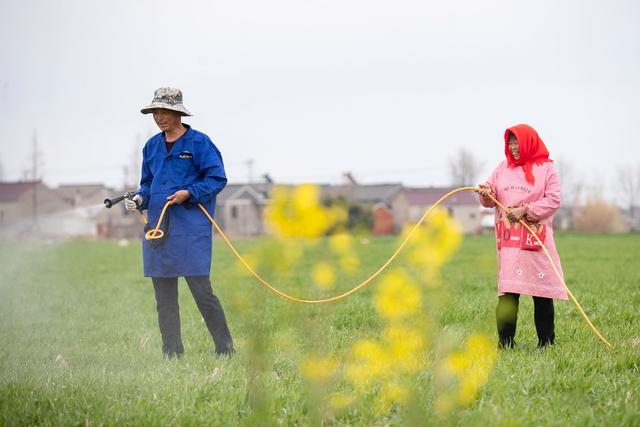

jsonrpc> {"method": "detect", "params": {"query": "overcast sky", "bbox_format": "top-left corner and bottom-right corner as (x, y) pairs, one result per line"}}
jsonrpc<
(1, 0), (638, 195)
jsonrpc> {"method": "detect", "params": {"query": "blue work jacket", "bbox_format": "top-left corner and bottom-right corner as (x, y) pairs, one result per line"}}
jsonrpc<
(137, 124), (227, 277)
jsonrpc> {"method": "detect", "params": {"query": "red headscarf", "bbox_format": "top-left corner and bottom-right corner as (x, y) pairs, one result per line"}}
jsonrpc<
(504, 124), (552, 185)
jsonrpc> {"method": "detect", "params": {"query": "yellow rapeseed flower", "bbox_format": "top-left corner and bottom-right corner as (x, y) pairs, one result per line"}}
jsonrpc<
(377, 381), (410, 413)
(293, 184), (318, 211)
(330, 233), (361, 273)
(339, 254), (360, 273)
(435, 393), (456, 415)
(265, 184), (347, 238)
(300, 356), (337, 383)
(328, 392), (355, 409)
(401, 208), (462, 276)
(312, 262), (336, 290)
(346, 339), (389, 389)
(247, 238), (302, 274)
(447, 352), (469, 375)
(234, 252), (260, 277)
(383, 325), (426, 373)
(444, 333), (497, 408)
(329, 233), (353, 254)
(374, 269), (422, 320)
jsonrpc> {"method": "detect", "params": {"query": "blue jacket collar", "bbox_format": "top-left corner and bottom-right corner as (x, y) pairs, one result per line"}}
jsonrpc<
(161, 124), (192, 155)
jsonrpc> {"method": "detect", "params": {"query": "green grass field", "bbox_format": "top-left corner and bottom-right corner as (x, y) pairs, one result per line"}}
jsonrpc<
(1, 233), (639, 426)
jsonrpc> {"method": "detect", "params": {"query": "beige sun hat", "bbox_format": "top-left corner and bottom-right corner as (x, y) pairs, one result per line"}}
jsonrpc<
(141, 87), (193, 116)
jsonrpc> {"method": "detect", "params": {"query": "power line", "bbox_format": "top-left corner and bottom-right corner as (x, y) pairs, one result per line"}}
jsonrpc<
(44, 165), (126, 173)
(258, 164), (448, 183)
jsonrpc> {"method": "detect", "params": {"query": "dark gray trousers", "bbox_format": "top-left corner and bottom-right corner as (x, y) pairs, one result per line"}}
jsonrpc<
(152, 276), (234, 356)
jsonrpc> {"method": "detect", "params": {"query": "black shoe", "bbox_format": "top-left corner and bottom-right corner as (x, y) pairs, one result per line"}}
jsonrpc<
(215, 342), (235, 357)
(163, 351), (184, 359)
(537, 331), (555, 348)
(537, 338), (555, 348)
(498, 337), (516, 349)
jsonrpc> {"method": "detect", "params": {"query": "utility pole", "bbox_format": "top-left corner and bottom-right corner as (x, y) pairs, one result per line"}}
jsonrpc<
(122, 165), (130, 191)
(133, 133), (142, 187)
(245, 159), (254, 183)
(124, 134), (143, 190)
(30, 131), (43, 222)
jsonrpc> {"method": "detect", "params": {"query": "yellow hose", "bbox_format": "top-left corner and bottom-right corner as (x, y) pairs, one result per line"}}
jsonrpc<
(143, 186), (613, 348)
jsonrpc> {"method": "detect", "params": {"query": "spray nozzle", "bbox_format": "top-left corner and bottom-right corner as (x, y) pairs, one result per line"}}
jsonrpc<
(104, 192), (137, 208)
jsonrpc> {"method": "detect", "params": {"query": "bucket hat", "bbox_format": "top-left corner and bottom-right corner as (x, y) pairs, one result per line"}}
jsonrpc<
(141, 87), (192, 116)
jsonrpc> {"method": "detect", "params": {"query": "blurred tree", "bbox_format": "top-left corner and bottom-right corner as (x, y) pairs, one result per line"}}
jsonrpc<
(617, 164), (640, 217)
(322, 195), (373, 234)
(555, 158), (579, 205)
(572, 196), (627, 233)
(448, 148), (483, 187)
(347, 203), (374, 234)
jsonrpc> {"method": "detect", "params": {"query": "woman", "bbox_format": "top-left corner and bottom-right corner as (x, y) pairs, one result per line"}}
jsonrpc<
(477, 124), (567, 348)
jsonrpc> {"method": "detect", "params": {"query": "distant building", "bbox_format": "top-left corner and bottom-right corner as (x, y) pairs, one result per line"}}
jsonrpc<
(0, 181), (142, 239)
(0, 181), (488, 239)
(56, 183), (115, 207)
(0, 181), (69, 235)
(372, 203), (394, 235)
(54, 184), (143, 239)
(323, 183), (403, 235)
(216, 183), (484, 236)
(216, 183), (272, 237)
(323, 183), (403, 206)
(390, 187), (482, 234)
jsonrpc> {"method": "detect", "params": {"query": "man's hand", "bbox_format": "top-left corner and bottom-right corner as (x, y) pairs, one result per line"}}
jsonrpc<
(125, 194), (143, 212)
(476, 183), (494, 198)
(167, 189), (191, 205)
(507, 206), (527, 223)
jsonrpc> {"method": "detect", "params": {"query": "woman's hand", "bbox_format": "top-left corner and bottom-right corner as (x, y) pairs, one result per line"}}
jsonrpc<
(507, 206), (527, 223)
(167, 189), (191, 205)
(476, 183), (494, 197)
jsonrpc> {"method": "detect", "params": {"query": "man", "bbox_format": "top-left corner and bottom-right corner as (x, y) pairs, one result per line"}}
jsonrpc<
(125, 87), (234, 357)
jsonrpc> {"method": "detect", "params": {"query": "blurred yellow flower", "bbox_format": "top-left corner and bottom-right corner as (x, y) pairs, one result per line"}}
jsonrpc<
(339, 255), (360, 273)
(293, 183), (317, 210)
(234, 252), (260, 277)
(342, 271), (429, 407)
(312, 262), (336, 290)
(328, 392), (355, 409)
(265, 184), (347, 238)
(274, 188), (468, 419)
(435, 393), (456, 415)
(329, 233), (353, 253)
(442, 333), (497, 409)
(401, 209), (462, 277)
(374, 269), (422, 320)
(447, 352), (469, 375)
(301, 356), (337, 383)
(245, 238), (303, 275)
(346, 339), (389, 389)
(377, 381), (409, 413)
(384, 325), (426, 373)
(344, 363), (371, 390)
(330, 233), (361, 273)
